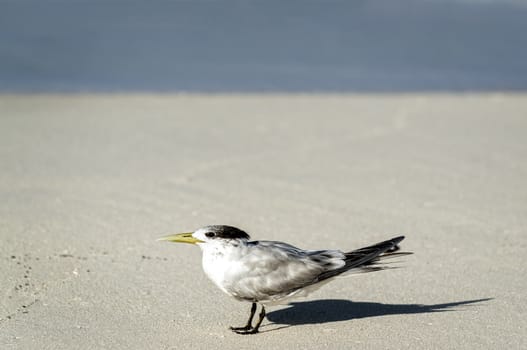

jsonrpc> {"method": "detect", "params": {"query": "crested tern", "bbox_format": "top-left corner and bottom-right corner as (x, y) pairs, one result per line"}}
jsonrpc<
(159, 225), (411, 334)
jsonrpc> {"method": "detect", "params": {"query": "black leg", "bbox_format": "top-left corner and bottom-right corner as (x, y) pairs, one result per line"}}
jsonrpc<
(232, 305), (266, 335)
(250, 305), (266, 333)
(230, 303), (257, 332)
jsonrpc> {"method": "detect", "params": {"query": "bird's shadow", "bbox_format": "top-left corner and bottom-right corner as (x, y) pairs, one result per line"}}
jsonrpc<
(265, 298), (492, 327)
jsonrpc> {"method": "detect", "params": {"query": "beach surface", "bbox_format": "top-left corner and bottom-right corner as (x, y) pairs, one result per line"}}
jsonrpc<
(1, 94), (526, 349)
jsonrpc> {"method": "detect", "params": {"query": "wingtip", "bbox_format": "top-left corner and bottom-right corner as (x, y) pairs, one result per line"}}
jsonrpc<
(391, 235), (405, 244)
(387, 236), (406, 253)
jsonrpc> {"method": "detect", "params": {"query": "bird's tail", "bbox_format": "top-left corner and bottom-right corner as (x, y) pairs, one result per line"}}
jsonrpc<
(343, 235), (412, 273)
(316, 236), (412, 282)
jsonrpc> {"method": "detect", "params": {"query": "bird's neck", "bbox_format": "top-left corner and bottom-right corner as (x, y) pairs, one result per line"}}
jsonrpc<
(200, 239), (248, 259)
(200, 240), (249, 292)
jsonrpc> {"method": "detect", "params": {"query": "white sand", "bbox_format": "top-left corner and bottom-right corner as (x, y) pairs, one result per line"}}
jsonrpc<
(1, 94), (526, 349)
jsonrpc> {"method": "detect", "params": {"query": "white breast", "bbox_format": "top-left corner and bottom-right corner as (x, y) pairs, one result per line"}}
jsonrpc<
(201, 241), (249, 297)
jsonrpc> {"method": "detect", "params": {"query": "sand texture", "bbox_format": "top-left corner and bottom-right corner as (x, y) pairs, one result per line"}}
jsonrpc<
(1, 94), (526, 349)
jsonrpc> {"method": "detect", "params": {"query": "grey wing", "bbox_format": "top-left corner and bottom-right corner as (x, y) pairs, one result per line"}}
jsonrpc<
(227, 241), (345, 301)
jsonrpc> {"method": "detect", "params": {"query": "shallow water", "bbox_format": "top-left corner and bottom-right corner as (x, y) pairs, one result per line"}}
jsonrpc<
(1, 0), (526, 92)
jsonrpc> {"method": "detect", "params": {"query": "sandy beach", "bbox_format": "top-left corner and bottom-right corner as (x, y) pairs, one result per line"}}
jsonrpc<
(1, 93), (526, 349)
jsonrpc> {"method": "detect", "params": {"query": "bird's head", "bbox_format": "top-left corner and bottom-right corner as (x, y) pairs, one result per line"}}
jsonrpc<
(158, 225), (250, 247)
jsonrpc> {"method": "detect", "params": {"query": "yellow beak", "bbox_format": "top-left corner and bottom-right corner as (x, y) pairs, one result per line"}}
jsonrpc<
(157, 232), (204, 244)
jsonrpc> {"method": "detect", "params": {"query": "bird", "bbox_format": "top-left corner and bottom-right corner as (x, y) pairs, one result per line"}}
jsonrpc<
(158, 225), (411, 334)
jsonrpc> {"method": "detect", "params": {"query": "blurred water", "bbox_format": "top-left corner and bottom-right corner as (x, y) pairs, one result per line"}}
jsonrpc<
(1, 0), (526, 92)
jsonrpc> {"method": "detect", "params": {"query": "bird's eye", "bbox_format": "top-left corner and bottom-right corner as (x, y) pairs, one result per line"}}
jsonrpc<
(205, 232), (215, 238)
